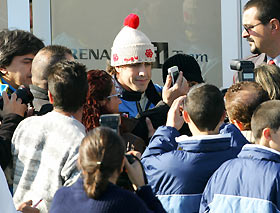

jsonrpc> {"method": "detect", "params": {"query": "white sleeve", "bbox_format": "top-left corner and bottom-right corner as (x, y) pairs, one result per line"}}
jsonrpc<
(0, 167), (18, 213)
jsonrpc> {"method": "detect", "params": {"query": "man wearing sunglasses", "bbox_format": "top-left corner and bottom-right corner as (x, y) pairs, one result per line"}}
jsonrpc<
(242, 0), (280, 67)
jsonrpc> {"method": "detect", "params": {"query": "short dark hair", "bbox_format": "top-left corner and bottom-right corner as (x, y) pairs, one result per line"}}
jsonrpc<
(225, 81), (269, 130)
(48, 61), (88, 113)
(79, 127), (125, 199)
(183, 83), (224, 131)
(244, 0), (280, 24)
(0, 29), (44, 68)
(32, 45), (73, 88)
(251, 100), (280, 141)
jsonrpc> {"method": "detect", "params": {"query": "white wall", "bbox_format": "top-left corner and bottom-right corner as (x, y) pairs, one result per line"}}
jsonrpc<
(221, 0), (242, 88)
(33, 0), (51, 45)
(7, 0), (30, 31)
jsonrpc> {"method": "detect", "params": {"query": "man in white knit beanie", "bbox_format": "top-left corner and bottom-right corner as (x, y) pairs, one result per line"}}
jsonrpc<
(107, 14), (189, 144)
(107, 13), (161, 119)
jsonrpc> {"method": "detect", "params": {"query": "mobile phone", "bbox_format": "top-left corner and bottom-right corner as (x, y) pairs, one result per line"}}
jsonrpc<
(99, 114), (120, 133)
(168, 66), (180, 85)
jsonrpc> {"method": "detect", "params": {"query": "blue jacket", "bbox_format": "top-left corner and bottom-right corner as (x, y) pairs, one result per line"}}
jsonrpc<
(141, 125), (245, 213)
(219, 123), (249, 151)
(50, 178), (166, 213)
(200, 144), (280, 213)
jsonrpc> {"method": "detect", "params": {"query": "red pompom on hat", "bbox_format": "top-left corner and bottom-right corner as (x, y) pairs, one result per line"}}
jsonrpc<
(111, 13), (155, 66)
(123, 13), (139, 29)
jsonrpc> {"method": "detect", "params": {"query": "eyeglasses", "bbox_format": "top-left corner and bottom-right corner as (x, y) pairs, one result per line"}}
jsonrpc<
(243, 22), (262, 34)
(106, 93), (121, 99)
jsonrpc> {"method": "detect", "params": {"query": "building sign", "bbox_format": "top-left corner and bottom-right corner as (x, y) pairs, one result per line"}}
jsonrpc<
(51, 0), (222, 87)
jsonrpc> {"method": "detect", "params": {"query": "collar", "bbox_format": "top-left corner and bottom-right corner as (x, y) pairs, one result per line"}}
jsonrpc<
(112, 75), (143, 101)
(29, 84), (49, 100)
(0, 77), (16, 95)
(176, 133), (231, 152)
(267, 54), (280, 67)
(238, 144), (280, 163)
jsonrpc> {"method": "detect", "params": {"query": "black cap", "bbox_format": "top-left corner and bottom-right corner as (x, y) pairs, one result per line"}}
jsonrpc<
(162, 54), (204, 84)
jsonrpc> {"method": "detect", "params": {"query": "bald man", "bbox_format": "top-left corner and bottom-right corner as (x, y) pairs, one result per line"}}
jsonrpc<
(30, 45), (74, 115)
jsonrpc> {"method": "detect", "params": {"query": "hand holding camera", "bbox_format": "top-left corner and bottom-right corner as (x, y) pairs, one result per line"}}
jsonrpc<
(1, 91), (28, 117)
(124, 151), (145, 189)
(162, 66), (190, 107)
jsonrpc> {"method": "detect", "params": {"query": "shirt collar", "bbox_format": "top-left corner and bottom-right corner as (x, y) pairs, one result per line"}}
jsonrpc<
(267, 55), (280, 67)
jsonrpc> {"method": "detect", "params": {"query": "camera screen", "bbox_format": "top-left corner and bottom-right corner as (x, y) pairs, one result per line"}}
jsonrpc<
(242, 73), (254, 81)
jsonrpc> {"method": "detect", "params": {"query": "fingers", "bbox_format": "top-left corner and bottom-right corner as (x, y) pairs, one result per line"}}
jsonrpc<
(124, 156), (145, 188)
(171, 95), (186, 110)
(17, 200), (32, 211)
(164, 74), (172, 89)
(126, 150), (141, 159)
(145, 117), (155, 138)
(174, 71), (183, 86)
(2, 91), (9, 104)
(24, 200), (33, 206)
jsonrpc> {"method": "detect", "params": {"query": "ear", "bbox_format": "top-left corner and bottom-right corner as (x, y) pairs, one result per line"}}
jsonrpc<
(270, 18), (280, 33)
(48, 90), (54, 104)
(263, 128), (272, 140)
(220, 111), (226, 122)
(0, 67), (8, 75)
(231, 119), (245, 131)
(115, 66), (122, 74)
(183, 110), (190, 123)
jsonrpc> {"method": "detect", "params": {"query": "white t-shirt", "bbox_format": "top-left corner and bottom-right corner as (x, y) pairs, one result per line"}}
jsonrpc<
(0, 167), (17, 213)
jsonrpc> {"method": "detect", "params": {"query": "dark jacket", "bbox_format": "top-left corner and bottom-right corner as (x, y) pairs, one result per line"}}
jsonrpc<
(50, 178), (165, 213)
(200, 144), (280, 212)
(141, 125), (247, 212)
(0, 113), (24, 170)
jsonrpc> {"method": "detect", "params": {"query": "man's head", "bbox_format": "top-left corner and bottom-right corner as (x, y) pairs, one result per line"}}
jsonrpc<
(183, 84), (225, 132)
(0, 29), (44, 88)
(225, 81), (269, 131)
(31, 45), (74, 90)
(48, 61), (88, 113)
(109, 13), (155, 93)
(242, 0), (280, 57)
(251, 100), (280, 151)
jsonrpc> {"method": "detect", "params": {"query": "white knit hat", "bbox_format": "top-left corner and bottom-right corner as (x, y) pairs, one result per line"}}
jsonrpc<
(111, 13), (156, 66)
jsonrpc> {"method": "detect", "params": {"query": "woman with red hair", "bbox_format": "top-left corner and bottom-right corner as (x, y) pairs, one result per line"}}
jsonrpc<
(82, 69), (146, 153)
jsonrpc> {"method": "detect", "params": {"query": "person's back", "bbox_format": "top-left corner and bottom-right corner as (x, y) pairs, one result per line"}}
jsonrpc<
(50, 127), (165, 213)
(200, 100), (280, 212)
(141, 84), (245, 212)
(12, 61), (88, 212)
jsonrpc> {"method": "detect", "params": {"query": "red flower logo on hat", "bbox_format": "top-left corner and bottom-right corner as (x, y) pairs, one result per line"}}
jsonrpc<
(113, 54), (119, 62)
(145, 49), (153, 58)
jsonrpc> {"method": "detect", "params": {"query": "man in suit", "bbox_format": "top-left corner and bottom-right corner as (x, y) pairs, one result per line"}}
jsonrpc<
(242, 0), (280, 67)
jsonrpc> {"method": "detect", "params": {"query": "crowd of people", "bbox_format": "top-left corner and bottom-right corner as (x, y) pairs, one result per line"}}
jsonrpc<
(1, 0), (280, 212)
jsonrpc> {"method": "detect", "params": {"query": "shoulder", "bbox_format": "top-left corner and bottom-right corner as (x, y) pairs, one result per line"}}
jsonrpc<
(153, 83), (163, 92)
